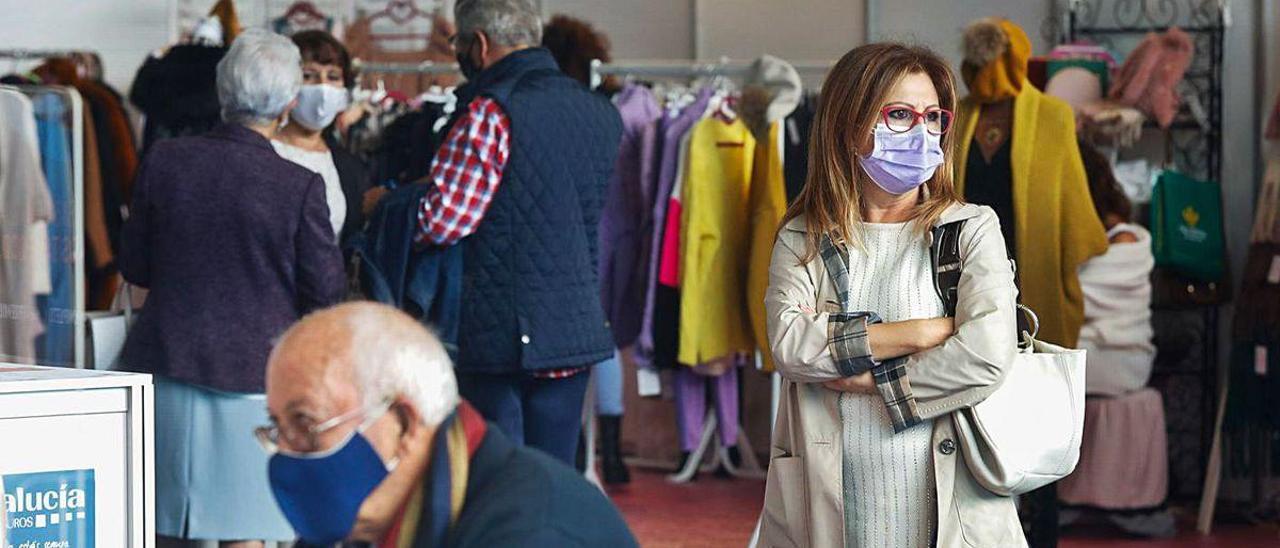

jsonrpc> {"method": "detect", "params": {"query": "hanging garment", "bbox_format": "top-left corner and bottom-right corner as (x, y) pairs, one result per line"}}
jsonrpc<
(955, 84), (1109, 348)
(1108, 28), (1194, 129)
(80, 105), (120, 310)
(677, 116), (758, 365)
(345, 12), (457, 95)
(745, 122), (786, 372)
(1231, 242), (1280, 343)
(672, 359), (740, 452)
(207, 0), (243, 45)
(0, 89), (55, 364)
(1077, 224), (1156, 397)
(38, 58), (139, 253)
(30, 91), (76, 365)
(1252, 157), (1280, 244)
(635, 87), (714, 368)
(129, 44), (226, 153)
(599, 84), (660, 348)
(782, 94), (815, 203)
(657, 125), (698, 288)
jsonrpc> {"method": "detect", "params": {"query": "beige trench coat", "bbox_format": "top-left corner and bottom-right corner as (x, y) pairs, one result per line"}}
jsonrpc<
(759, 203), (1028, 548)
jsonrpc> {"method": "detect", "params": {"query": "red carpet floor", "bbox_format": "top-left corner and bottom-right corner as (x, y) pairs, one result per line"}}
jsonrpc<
(609, 470), (1280, 547)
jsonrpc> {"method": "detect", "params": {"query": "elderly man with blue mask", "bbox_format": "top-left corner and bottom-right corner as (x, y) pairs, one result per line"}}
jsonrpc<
(118, 28), (345, 548)
(262, 302), (637, 547)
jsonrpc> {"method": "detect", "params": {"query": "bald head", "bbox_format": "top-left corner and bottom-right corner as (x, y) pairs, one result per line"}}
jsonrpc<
(267, 302), (460, 442)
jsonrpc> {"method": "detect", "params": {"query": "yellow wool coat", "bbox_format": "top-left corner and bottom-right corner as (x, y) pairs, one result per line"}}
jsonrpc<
(954, 83), (1108, 348)
(678, 116), (759, 365)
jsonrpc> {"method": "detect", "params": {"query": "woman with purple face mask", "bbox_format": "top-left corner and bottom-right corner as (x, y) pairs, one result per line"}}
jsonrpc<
(760, 43), (1025, 547)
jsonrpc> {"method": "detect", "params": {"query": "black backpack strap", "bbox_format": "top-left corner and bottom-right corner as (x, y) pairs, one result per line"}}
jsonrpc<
(930, 220), (966, 317)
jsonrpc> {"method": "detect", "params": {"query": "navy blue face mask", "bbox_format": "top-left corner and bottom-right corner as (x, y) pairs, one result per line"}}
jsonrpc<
(267, 405), (394, 546)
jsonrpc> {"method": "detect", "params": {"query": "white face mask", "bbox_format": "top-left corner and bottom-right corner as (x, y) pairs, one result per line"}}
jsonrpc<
(292, 84), (350, 131)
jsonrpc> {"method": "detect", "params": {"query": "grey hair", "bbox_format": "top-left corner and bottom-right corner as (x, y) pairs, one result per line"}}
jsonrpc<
(345, 306), (459, 427)
(216, 28), (302, 126)
(455, 0), (542, 48)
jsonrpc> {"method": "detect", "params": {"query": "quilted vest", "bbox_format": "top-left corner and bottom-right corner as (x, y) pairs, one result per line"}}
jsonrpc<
(453, 48), (623, 373)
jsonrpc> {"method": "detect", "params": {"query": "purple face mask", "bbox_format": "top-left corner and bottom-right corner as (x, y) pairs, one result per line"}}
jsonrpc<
(858, 123), (944, 195)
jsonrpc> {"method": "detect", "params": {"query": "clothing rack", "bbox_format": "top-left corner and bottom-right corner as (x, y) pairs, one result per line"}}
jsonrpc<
(352, 60), (460, 75)
(590, 58), (833, 90)
(588, 57), (830, 484)
(0, 80), (88, 369)
(0, 49), (86, 60)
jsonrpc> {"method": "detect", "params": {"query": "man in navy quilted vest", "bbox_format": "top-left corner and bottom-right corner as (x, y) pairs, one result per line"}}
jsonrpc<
(413, 0), (623, 466)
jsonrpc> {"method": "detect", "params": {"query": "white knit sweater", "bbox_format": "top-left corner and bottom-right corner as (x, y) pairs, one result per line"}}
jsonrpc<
(840, 222), (941, 548)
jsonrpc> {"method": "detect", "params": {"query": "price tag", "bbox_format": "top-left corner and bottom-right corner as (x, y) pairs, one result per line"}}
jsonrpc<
(637, 366), (661, 397)
(1268, 255), (1280, 284)
(1257, 346), (1269, 376)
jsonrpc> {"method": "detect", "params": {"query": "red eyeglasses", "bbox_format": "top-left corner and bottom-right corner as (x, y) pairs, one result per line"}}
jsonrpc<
(880, 105), (953, 135)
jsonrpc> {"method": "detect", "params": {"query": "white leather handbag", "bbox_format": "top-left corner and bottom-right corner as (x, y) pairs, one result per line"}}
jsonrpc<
(952, 308), (1088, 496)
(84, 284), (135, 370)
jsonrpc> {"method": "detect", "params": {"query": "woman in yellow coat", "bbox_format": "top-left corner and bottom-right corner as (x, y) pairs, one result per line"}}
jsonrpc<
(955, 18), (1108, 348)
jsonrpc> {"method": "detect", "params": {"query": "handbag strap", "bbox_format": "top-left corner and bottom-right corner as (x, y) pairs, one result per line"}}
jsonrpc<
(929, 219), (1034, 348)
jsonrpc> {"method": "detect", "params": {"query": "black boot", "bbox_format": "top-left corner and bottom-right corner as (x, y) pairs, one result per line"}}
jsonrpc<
(599, 415), (631, 484)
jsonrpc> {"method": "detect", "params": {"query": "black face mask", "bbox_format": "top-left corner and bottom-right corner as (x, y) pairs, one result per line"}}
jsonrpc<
(456, 38), (481, 81)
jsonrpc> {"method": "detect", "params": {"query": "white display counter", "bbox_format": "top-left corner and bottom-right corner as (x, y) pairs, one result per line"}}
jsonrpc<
(0, 365), (153, 548)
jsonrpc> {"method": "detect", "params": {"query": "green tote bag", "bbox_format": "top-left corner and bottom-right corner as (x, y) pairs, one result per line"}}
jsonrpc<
(1150, 170), (1226, 282)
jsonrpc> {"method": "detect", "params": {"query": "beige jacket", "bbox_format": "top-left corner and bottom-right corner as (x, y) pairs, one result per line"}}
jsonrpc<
(759, 203), (1028, 548)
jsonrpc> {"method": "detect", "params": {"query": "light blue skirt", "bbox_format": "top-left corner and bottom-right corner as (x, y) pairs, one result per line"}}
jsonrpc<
(153, 377), (293, 541)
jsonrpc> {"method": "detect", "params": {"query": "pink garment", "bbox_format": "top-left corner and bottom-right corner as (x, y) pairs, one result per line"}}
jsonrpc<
(1108, 28), (1194, 129)
(658, 197), (683, 287)
(1058, 388), (1168, 509)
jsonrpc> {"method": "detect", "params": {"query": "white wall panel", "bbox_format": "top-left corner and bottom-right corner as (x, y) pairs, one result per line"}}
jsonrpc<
(540, 0), (696, 59)
(695, 0), (864, 62)
(0, 0), (173, 93)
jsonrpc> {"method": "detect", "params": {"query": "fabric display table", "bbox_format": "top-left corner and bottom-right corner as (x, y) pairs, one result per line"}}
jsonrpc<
(0, 365), (153, 548)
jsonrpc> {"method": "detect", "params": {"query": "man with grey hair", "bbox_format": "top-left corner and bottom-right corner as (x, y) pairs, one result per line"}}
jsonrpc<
(414, 0), (623, 466)
(120, 28), (344, 547)
(263, 303), (637, 547)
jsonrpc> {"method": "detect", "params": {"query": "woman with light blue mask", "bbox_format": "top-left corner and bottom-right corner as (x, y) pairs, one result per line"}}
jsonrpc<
(272, 30), (381, 247)
(760, 43), (1025, 547)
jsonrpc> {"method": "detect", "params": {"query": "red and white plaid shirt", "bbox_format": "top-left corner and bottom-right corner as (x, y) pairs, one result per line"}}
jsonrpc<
(418, 96), (587, 379)
(416, 97), (510, 246)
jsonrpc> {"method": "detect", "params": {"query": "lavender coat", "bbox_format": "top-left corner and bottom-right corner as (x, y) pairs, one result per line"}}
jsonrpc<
(119, 124), (345, 393)
(634, 87), (715, 367)
(598, 85), (661, 348)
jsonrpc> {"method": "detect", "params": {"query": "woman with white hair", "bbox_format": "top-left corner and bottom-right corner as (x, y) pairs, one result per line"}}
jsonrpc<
(118, 28), (345, 548)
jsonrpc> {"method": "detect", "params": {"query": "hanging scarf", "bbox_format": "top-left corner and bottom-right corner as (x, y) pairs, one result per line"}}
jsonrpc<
(379, 402), (487, 548)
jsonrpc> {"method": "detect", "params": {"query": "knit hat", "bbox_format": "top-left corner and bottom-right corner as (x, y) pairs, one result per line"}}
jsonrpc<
(739, 55), (802, 140)
(960, 18), (1032, 104)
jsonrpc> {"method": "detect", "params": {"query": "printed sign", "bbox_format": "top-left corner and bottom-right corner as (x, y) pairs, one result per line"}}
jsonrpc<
(2, 469), (94, 548)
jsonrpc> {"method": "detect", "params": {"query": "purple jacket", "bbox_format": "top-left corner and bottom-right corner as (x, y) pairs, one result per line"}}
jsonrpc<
(119, 124), (345, 393)
(598, 85), (661, 348)
(634, 87), (715, 367)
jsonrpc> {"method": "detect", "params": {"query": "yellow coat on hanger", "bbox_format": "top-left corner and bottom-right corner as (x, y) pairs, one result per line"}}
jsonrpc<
(746, 122), (787, 372)
(678, 116), (758, 365)
(954, 84), (1108, 348)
